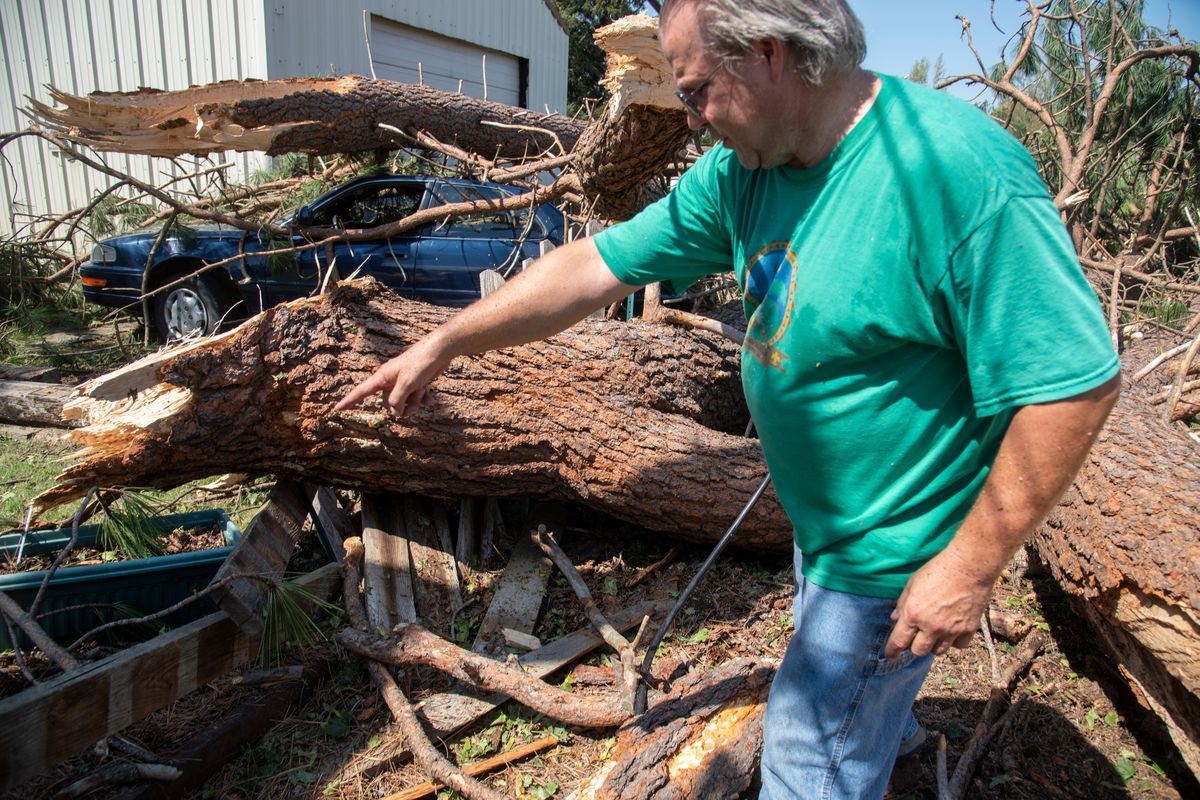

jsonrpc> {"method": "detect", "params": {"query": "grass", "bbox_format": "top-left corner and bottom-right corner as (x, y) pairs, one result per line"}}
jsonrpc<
(0, 436), (75, 530)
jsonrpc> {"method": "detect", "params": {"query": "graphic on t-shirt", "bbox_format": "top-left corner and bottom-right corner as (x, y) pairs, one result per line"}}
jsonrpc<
(742, 241), (797, 372)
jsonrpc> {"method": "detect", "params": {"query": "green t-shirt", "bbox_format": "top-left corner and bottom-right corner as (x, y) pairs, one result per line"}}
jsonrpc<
(594, 73), (1119, 598)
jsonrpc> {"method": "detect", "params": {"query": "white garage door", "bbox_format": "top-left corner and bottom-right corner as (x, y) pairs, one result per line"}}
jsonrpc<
(371, 17), (523, 106)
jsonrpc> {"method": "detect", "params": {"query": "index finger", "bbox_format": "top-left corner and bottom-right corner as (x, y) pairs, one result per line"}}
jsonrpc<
(335, 373), (386, 412)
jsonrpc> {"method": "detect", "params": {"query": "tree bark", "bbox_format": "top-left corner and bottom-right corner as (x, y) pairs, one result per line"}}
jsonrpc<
(36, 280), (1200, 777)
(1033, 383), (1200, 777)
(27, 16), (690, 222)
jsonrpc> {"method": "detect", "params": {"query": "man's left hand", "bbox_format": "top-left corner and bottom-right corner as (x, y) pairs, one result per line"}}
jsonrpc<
(884, 547), (993, 660)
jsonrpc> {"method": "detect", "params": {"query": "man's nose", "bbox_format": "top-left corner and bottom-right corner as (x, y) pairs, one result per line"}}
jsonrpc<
(686, 107), (706, 130)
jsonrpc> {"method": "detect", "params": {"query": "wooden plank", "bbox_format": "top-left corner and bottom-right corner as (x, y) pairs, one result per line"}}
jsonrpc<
(305, 484), (351, 564)
(456, 497), (479, 568)
(404, 496), (461, 636)
(0, 364), (63, 383)
(0, 379), (77, 428)
(337, 601), (659, 784)
(0, 563), (339, 791)
(471, 503), (565, 656)
(361, 493), (417, 631)
(209, 479), (311, 633)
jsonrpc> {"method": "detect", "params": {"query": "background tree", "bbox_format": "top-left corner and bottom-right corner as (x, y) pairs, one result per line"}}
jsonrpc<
(941, 0), (1199, 266)
(906, 55), (947, 86)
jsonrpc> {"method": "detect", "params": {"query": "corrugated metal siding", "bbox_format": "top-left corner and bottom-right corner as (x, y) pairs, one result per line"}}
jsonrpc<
(0, 0), (271, 242)
(263, 0), (567, 113)
(371, 19), (522, 105)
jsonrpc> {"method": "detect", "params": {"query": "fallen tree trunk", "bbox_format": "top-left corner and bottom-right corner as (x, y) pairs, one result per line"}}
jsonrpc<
(39, 278), (782, 550)
(28, 77), (587, 161)
(26, 15), (689, 223)
(1034, 383), (1200, 777)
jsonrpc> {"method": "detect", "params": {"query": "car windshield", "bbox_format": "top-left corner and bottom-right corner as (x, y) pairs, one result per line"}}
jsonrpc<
(309, 184), (424, 229)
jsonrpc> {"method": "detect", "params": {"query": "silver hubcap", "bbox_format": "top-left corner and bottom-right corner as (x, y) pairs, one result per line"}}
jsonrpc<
(163, 287), (208, 339)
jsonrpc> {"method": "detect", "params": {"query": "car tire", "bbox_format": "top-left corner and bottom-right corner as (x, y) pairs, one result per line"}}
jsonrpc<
(152, 273), (228, 342)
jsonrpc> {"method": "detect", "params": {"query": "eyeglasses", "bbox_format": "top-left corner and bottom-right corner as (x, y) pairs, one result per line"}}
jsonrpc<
(675, 61), (726, 116)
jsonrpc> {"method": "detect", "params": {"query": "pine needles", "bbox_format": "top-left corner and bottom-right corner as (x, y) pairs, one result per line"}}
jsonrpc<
(99, 490), (168, 560)
(258, 579), (341, 666)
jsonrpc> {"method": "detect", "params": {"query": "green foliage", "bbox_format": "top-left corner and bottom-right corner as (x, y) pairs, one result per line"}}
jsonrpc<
(906, 55), (946, 87)
(1137, 294), (1191, 327)
(553, 0), (640, 112)
(985, 0), (1199, 255)
(84, 194), (155, 239)
(99, 490), (168, 560)
(257, 579), (340, 666)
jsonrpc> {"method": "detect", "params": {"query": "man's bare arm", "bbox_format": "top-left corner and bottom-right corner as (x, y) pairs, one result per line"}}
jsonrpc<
(335, 238), (638, 415)
(884, 374), (1121, 659)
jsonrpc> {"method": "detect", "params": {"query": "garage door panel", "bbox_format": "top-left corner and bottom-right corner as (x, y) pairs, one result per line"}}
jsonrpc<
(371, 16), (521, 106)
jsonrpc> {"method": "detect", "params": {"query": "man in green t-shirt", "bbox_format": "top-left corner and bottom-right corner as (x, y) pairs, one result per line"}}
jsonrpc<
(338, 1), (1120, 797)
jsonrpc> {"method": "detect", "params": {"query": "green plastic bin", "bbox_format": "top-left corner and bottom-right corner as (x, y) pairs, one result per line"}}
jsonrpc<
(0, 509), (241, 649)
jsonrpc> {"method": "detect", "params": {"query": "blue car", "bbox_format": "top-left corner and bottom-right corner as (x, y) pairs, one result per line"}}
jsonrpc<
(81, 174), (565, 340)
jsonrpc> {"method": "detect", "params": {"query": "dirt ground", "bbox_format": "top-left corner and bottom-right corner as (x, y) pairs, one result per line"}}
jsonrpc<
(4, 493), (1197, 800)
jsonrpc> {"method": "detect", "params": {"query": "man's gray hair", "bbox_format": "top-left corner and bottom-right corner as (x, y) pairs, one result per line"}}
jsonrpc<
(661, 0), (866, 85)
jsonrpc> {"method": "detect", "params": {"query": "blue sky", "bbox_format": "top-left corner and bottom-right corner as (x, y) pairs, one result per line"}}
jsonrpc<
(851, 0), (1200, 98)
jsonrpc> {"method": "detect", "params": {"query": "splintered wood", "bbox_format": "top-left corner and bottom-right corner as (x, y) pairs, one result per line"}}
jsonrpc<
(568, 658), (775, 799)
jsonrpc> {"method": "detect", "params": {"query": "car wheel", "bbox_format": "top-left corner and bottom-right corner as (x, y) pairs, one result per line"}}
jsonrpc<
(153, 274), (228, 342)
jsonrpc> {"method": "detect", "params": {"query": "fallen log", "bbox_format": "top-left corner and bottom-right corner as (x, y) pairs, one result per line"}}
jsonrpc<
(26, 15), (689, 223)
(1034, 382), (1200, 777)
(28, 77), (586, 161)
(37, 278), (781, 551)
(0, 379), (78, 428)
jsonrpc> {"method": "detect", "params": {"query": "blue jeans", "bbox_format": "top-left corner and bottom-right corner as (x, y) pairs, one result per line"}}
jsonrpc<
(759, 548), (933, 800)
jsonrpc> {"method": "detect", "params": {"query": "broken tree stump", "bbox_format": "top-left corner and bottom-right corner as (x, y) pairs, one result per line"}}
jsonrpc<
(28, 15), (689, 223)
(569, 657), (775, 799)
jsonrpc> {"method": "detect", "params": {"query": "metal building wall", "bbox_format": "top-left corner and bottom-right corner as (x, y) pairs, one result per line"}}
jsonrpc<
(0, 0), (271, 241)
(262, 0), (568, 114)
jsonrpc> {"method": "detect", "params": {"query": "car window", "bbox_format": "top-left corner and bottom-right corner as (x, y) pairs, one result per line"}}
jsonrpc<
(310, 185), (425, 229)
(430, 183), (536, 239)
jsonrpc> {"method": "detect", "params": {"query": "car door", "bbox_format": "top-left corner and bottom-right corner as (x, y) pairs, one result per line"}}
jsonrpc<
(416, 181), (543, 307)
(243, 179), (429, 306)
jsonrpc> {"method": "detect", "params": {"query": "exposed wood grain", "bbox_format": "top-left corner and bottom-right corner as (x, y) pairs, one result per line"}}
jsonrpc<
(305, 484), (351, 564)
(404, 496), (461, 636)
(0, 380), (77, 428)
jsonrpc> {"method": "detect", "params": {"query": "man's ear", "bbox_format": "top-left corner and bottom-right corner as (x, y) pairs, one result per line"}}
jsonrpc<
(752, 37), (789, 82)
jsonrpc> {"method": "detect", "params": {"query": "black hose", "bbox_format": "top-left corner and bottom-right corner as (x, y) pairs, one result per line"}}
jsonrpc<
(633, 472), (773, 714)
